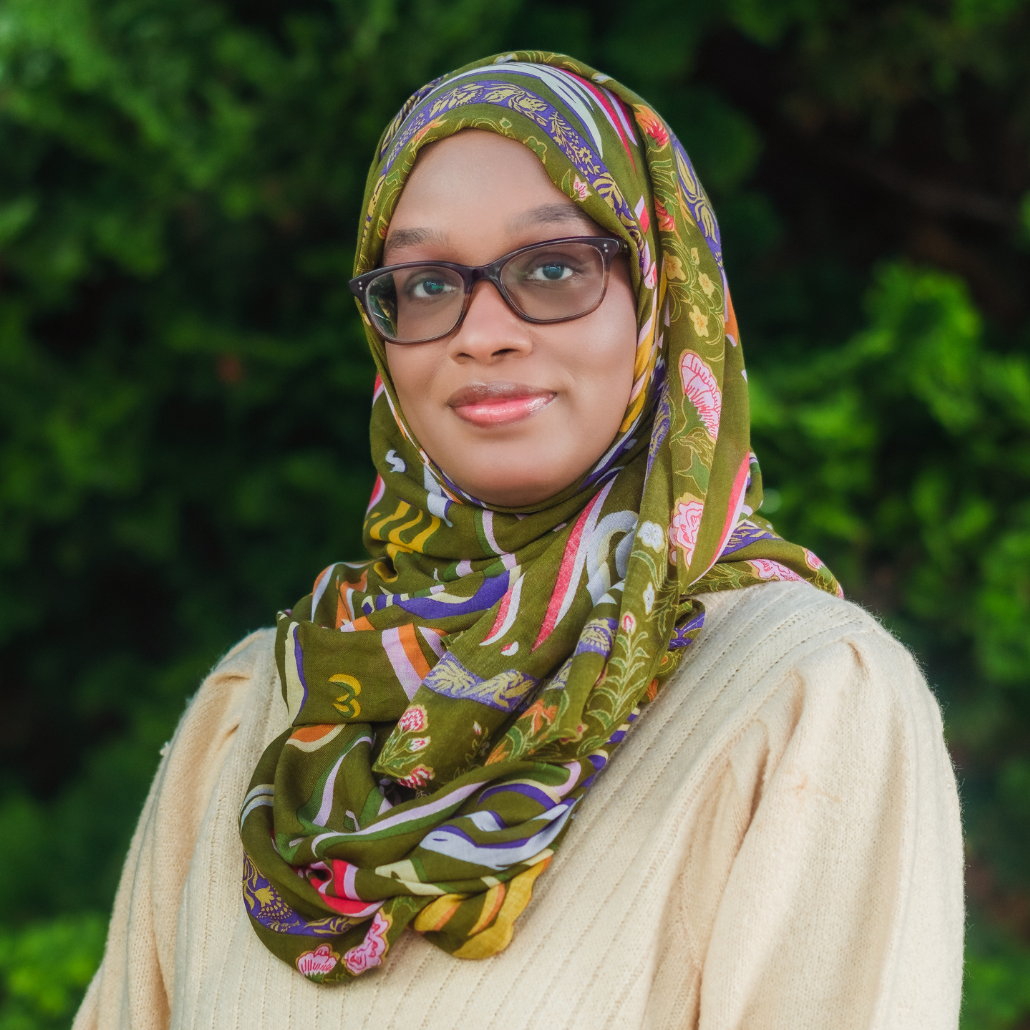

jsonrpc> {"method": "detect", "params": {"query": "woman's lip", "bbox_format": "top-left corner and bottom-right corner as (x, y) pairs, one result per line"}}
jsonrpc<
(448, 383), (556, 427)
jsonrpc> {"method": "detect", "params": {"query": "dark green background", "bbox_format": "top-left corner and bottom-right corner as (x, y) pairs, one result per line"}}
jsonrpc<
(1, 0), (1029, 1025)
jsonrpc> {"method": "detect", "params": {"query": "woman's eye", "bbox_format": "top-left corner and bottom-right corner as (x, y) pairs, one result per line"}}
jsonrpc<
(528, 261), (575, 282)
(408, 276), (455, 300)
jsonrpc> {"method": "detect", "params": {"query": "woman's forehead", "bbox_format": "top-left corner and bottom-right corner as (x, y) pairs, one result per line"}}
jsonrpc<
(383, 131), (600, 261)
(391, 130), (559, 213)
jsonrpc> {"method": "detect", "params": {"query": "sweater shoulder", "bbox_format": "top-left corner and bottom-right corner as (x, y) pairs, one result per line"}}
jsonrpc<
(697, 580), (920, 680)
(188, 626), (277, 729)
(665, 582), (942, 740)
(705, 579), (891, 638)
(163, 627), (278, 767)
(208, 626), (277, 683)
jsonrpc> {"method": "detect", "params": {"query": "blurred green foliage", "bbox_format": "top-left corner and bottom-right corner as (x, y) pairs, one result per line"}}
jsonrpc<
(0, 0), (1028, 1025)
(0, 915), (105, 1030)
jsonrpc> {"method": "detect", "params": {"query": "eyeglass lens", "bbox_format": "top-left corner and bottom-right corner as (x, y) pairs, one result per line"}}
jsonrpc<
(365, 240), (609, 344)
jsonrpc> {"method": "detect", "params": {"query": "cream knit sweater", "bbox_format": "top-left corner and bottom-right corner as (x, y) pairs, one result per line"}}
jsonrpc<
(74, 582), (964, 1030)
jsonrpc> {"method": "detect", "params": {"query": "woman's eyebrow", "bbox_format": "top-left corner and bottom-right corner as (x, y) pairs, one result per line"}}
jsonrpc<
(383, 204), (596, 262)
(383, 226), (447, 260)
(509, 203), (598, 233)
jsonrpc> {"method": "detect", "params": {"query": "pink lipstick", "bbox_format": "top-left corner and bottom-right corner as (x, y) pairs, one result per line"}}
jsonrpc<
(448, 381), (555, 427)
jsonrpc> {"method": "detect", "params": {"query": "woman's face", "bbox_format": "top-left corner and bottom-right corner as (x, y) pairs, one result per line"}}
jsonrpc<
(382, 130), (638, 508)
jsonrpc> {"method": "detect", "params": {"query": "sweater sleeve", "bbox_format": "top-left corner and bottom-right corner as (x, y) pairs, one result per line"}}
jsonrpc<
(694, 624), (964, 1030)
(72, 630), (273, 1030)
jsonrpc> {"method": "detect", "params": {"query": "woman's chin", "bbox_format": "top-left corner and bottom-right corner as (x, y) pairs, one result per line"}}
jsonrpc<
(449, 465), (571, 509)
(462, 482), (558, 509)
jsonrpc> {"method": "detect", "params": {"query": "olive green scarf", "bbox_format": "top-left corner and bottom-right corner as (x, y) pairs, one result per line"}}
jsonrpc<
(239, 51), (841, 983)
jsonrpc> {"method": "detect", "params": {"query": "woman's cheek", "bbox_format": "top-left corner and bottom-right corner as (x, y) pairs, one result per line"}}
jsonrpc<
(385, 349), (440, 437)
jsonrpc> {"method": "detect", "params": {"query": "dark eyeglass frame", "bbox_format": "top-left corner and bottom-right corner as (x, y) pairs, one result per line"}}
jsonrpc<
(348, 235), (628, 345)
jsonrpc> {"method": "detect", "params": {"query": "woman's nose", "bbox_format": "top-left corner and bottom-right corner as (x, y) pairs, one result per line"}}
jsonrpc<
(447, 281), (533, 362)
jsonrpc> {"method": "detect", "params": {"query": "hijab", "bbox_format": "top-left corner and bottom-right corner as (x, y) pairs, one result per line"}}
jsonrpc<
(239, 50), (841, 983)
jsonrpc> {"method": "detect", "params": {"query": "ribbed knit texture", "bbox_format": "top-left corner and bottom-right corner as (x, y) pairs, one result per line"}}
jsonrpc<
(73, 582), (964, 1030)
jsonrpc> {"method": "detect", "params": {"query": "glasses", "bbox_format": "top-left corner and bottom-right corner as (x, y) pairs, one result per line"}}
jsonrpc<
(348, 236), (626, 345)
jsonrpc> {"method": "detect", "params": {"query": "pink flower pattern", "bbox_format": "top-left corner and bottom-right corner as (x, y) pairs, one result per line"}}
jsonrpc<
(670, 499), (704, 566)
(297, 944), (338, 979)
(398, 764), (432, 789)
(680, 352), (721, 438)
(397, 705), (426, 733)
(749, 559), (804, 583)
(342, 910), (390, 976)
(803, 548), (825, 571)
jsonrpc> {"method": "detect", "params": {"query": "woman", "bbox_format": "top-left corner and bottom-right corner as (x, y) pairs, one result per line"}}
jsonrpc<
(74, 51), (963, 1030)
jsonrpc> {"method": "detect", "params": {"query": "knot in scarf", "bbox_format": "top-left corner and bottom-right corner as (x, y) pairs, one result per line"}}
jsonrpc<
(239, 50), (842, 984)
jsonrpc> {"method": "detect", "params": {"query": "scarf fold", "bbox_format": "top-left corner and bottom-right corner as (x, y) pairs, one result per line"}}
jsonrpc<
(239, 50), (841, 983)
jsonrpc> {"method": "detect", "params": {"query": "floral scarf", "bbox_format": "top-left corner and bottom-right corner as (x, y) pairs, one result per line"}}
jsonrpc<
(239, 51), (841, 984)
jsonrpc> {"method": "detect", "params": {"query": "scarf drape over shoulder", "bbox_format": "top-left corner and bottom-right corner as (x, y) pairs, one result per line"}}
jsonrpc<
(239, 50), (842, 984)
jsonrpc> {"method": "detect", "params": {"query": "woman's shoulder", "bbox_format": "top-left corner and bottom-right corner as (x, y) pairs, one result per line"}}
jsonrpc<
(182, 627), (278, 731)
(159, 627), (279, 780)
(208, 626), (277, 684)
(698, 580), (924, 683)
(667, 581), (944, 745)
(702, 578), (896, 648)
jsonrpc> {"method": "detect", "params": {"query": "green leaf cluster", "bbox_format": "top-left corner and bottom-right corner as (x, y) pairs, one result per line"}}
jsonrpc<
(0, 915), (105, 1030)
